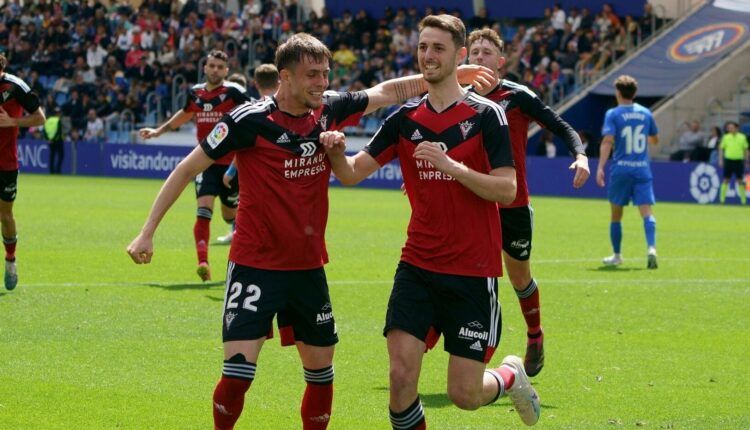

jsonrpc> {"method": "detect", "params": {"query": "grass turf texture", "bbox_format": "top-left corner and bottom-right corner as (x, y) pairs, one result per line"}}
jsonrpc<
(1, 174), (748, 429)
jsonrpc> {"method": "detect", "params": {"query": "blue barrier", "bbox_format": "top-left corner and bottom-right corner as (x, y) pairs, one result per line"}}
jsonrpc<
(19, 139), (748, 204)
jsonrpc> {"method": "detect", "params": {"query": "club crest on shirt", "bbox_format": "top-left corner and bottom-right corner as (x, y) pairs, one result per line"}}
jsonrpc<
(219, 94), (226, 102)
(459, 121), (473, 139)
(207, 122), (229, 148)
(319, 114), (328, 131)
(497, 99), (510, 111)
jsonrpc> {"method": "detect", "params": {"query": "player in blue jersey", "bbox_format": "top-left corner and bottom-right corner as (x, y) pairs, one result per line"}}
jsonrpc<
(596, 75), (659, 269)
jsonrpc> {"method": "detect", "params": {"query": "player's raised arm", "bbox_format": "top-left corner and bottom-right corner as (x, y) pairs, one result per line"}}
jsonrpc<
(363, 65), (494, 115)
(139, 109), (194, 139)
(127, 146), (214, 264)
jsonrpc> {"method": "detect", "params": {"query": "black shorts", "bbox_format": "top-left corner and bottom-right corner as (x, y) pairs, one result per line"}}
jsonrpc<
(500, 205), (534, 261)
(723, 159), (745, 180)
(222, 262), (338, 347)
(195, 164), (239, 208)
(0, 170), (18, 202)
(383, 261), (501, 363)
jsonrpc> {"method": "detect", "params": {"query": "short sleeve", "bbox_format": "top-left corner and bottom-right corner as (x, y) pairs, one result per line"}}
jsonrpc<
(200, 113), (257, 161)
(601, 109), (615, 137)
(363, 111), (399, 165)
(324, 91), (369, 130)
(14, 85), (40, 113)
(648, 113), (659, 136)
(481, 105), (514, 169)
(183, 88), (198, 112)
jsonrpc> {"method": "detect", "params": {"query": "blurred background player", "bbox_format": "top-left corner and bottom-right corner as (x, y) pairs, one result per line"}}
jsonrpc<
(324, 15), (541, 428)
(596, 75), (659, 269)
(138, 50), (250, 281)
(466, 28), (590, 377)
(217, 64), (281, 244)
(718, 121), (748, 205)
(0, 53), (46, 290)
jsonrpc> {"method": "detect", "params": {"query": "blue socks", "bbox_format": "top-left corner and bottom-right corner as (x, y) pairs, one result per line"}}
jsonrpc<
(643, 215), (656, 248)
(610, 222), (622, 254)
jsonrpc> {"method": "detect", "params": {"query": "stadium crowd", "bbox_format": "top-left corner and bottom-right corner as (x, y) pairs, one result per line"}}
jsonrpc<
(0, 0), (662, 143)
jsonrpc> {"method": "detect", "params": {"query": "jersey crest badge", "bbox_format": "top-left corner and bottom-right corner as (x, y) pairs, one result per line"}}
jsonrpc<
(219, 94), (226, 102)
(319, 114), (328, 131)
(459, 121), (473, 139)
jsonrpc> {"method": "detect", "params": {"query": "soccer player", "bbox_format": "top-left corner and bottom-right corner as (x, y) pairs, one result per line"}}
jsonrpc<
(0, 53), (46, 290)
(217, 64), (281, 244)
(323, 15), (541, 428)
(127, 33), (493, 430)
(138, 50), (250, 282)
(718, 121), (748, 205)
(466, 28), (590, 377)
(596, 75), (659, 269)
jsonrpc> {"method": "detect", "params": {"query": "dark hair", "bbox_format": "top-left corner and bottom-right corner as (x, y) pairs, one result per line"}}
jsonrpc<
(227, 72), (247, 88)
(254, 64), (279, 91)
(206, 50), (228, 63)
(419, 14), (466, 48)
(467, 29), (504, 54)
(275, 33), (331, 71)
(614, 75), (637, 100)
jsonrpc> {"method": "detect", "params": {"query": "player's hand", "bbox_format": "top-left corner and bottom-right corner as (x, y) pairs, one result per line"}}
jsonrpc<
(139, 127), (160, 139)
(457, 64), (494, 91)
(0, 107), (16, 127)
(596, 169), (606, 187)
(569, 155), (590, 188)
(222, 173), (234, 188)
(320, 131), (346, 156)
(414, 142), (460, 176)
(127, 234), (154, 264)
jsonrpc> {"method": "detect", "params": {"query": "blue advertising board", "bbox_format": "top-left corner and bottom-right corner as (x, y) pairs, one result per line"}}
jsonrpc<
(18, 139), (747, 204)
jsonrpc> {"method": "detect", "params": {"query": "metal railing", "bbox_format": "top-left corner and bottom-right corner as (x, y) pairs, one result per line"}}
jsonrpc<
(171, 73), (187, 114)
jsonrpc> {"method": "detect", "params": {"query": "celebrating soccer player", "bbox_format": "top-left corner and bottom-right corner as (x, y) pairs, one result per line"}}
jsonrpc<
(0, 53), (46, 290)
(323, 15), (541, 428)
(466, 28), (590, 377)
(138, 50), (250, 282)
(127, 32), (494, 430)
(597, 75), (659, 269)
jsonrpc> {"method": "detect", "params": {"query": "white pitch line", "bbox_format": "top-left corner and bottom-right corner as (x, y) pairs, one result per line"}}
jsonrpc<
(533, 257), (750, 264)
(14, 278), (750, 288)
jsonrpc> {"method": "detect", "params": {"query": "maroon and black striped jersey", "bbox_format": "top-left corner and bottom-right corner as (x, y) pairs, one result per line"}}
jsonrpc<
(0, 73), (41, 171)
(184, 81), (250, 165)
(473, 80), (584, 208)
(365, 92), (514, 277)
(200, 91), (369, 270)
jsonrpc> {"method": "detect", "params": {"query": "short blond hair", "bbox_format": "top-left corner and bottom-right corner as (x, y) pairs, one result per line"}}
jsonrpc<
(467, 29), (504, 54)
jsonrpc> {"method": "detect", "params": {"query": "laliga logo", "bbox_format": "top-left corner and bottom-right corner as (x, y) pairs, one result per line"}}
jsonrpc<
(689, 163), (720, 204)
(668, 23), (747, 63)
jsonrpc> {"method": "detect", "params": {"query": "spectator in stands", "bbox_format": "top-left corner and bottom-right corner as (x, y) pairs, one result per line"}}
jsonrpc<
(706, 125), (722, 164)
(671, 120), (705, 162)
(83, 109), (104, 143)
(639, 3), (663, 40)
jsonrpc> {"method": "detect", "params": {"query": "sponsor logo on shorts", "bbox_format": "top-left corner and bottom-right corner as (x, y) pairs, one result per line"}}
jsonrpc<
(316, 303), (333, 325)
(459, 326), (489, 341)
(469, 340), (483, 351)
(510, 239), (530, 249)
(207, 122), (229, 148)
(225, 311), (237, 329)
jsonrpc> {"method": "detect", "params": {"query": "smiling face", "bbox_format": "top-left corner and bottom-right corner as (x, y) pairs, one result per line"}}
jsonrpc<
(468, 37), (504, 77)
(284, 56), (329, 109)
(417, 26), (464, 84)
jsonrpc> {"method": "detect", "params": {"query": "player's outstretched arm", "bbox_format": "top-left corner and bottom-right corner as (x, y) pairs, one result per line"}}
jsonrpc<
(139, 110), (194, 139)
(363, 65), (494, 115)
(127, 147), (214, 264)
(596, 135), (614, 187)
(320, 131), (381, 185)
(414, 141), (517, 203)
(0, 107), (45, 128)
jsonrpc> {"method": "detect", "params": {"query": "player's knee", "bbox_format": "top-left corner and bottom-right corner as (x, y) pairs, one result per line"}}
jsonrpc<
(447, 384), (482, 411)
(197, 206), (213, 220)
(389, 363), (419, 393)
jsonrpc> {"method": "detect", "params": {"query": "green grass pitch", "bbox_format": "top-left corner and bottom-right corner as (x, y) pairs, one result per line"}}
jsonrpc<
(0, 174), (748, 429)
